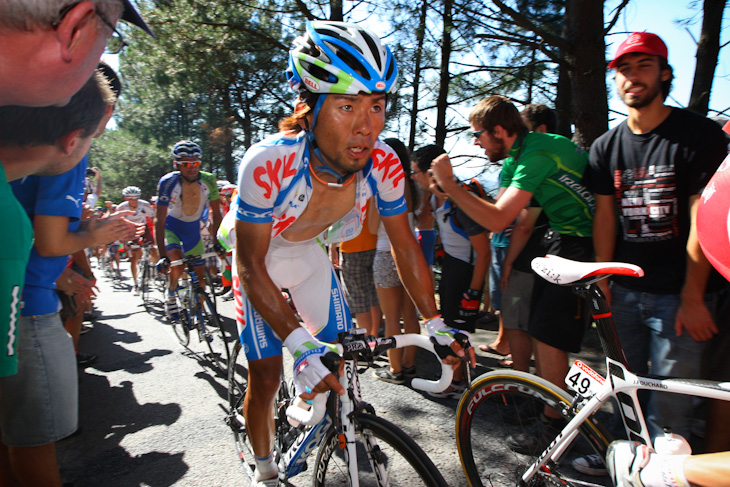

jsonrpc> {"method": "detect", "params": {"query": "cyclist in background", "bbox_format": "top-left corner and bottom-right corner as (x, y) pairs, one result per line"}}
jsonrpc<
(155, 140), (221, 322)
(117, 186), (155, 294)
(231, 21), (473, 486)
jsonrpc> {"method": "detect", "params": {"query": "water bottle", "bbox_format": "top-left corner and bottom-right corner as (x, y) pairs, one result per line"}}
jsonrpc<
(286, 396), (313, 428)
(653, 427), (692, 455)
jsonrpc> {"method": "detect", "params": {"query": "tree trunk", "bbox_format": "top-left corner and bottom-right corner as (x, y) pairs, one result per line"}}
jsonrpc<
(435, 0), (453, 147)
(408, 0), (429, 152)
(563, 0), (608, 149)
(554, 62), (573, 138)
(688, 0), (726, 115)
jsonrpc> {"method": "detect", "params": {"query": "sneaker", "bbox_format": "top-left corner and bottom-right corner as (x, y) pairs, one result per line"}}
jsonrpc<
(402, 365), (417, 379)
(606, 440), (652, 487)
(80, 324), (93, 335)
(222, 289), (234, 301)
(427, 381), (466, 399)
(166, 294), (180, 323)
(133, 285), (139, 295)
(77, 353), (98, 367)
(572, 453), (608, 476)
(83, 309), (100, 322)
(373, 368), (405, 384)
(506, 413), (564, 455)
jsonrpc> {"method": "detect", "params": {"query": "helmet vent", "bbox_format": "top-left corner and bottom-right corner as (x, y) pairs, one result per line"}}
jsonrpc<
(324, 40), (370, 80)
(361, 33), (383, 71)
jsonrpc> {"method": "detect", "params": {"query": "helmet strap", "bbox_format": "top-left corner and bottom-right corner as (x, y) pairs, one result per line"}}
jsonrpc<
(304, 94), (356, 187)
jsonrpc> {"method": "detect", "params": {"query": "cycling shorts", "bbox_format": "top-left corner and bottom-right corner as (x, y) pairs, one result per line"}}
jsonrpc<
(165, 218), (204, 257)
(233, 238), (352, 361)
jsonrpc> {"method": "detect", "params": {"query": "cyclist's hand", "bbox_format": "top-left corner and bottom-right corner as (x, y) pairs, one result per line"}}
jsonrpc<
(156, 257), (170, 272)
(425, 315), (476, 369)
(284, 327), (345, 399)
(213, 243), (226, 256)
(458, 288), (482, 319)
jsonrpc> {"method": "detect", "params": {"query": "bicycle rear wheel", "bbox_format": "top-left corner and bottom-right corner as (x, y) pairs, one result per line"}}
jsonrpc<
(455, 370), (611, 487)
(313, 413), (447, 487)
(199, 293), (229, 374)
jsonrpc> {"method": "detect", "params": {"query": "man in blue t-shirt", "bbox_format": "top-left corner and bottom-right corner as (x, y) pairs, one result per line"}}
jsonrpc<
(0, 76), (137, 486)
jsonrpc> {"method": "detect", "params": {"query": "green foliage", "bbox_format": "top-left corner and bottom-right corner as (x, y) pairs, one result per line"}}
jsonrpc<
(88, 129), (170, 204)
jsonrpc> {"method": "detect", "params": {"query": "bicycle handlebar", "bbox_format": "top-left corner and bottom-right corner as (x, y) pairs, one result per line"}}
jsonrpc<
(285, 332), (454, 426)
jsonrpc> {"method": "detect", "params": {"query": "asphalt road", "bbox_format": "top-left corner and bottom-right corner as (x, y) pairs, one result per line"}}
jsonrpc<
(57, 263), (612, 487)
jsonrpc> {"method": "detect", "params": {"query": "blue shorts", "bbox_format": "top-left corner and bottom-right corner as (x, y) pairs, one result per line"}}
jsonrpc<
(233, 238), (352, 361)
(165, 217), (204, 256)
(0, 313), (77, 446)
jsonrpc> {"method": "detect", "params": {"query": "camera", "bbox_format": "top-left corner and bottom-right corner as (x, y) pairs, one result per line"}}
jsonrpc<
(86, 168), (95, 178)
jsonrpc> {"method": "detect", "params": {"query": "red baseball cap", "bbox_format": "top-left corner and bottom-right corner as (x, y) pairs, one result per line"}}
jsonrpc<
(608, 32), (668, 69)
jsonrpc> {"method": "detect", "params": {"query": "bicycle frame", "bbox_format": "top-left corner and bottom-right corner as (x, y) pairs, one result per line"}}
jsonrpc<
(519, 280), (730, 485)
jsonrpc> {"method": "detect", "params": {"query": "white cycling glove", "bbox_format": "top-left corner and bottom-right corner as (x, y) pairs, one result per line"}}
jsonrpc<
(424, 315), (472, 355)
(284, 327), (341, 397)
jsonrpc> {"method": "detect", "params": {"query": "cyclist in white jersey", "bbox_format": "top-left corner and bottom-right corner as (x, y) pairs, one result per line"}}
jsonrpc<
(155, 140), (222, 322)
(117, 186), (155, 293)
(230, 21), (475, 486)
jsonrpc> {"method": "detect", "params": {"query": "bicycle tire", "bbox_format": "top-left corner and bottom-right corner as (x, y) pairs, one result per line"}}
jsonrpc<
(455, 370), (611, 487)
(140, 264), (151, 307)
(199, 293), (228, 374)
(204, 267), (219, 313)
(227, 341), (260, 486)
(313, 413), (448, 487)
(172, 288), (191, 347)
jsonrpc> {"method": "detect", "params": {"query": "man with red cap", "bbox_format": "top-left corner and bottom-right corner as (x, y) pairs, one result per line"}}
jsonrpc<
(578, 32), (728, 476)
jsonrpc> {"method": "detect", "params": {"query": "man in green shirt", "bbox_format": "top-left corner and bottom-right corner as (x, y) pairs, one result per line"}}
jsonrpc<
(431, 95), (594, 451)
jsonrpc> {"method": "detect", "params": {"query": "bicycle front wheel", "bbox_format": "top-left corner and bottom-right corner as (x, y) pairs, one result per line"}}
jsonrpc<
(313, 413), (447, 487)
(199, 293), (229, 374)
(140, 263), (152, 308)
(455, 370), (610, 487)
(172, 290), (191, 347)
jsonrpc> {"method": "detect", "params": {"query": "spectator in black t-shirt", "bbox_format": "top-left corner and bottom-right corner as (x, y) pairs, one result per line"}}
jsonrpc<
(583, 32), (728, 453)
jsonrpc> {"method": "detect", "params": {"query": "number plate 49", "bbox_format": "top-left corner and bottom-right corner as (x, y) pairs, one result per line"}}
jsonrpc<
(565, 360), (605, 397)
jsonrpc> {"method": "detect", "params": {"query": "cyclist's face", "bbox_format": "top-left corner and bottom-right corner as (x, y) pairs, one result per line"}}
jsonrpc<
(410, 161), (429, 190)
(125, 196), (139, 208)
(176, 157), (201, 181)
(310, 93), (386, 174)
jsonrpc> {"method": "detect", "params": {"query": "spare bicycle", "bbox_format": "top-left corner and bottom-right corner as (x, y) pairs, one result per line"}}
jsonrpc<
(168, 252), (231, 374)
(455, 255), (730, 487)
(226, 328), (454, 486)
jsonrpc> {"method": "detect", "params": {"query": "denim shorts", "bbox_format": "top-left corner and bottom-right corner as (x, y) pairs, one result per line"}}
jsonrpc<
(489, 246), (508, 311)
(0, 312), (78, 446)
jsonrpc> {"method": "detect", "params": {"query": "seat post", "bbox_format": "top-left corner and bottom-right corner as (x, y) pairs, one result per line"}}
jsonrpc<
(576, 283), (631, 367)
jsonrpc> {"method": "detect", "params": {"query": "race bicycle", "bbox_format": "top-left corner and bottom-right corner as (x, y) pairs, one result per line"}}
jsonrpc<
(226, 328), (455, 486)
(133, 242), (163, 308)
(167, 252), (231, 374)
(455, 254), (730, 487)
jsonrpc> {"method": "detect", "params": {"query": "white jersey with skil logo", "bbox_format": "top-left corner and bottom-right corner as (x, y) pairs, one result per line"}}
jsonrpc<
(117, 199), (154, 225)
(234, 131), (407, 244)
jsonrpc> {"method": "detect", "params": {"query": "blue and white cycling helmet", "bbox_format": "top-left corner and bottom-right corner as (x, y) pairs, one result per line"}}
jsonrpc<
(122, 185), (141, 198)
(287, 21), (398, 96)
(171, 140), (202, 161)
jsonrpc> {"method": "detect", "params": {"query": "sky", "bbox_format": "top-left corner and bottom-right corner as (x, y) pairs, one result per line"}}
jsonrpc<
(104, 1), (728, 184)
(442, 0), (730, 182)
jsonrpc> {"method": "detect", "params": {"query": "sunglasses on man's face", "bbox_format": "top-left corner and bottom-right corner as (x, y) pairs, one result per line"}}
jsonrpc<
(177, 161), (201, 169)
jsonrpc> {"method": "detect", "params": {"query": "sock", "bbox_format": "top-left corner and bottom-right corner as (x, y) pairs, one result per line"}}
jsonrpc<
(638, 454), (689, 487)
(254, 452), (278, 481)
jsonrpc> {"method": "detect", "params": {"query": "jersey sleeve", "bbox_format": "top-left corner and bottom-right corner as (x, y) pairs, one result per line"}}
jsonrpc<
(32, 157), (86, 220)
(235, 143), (298, 224)
(156, 172), (177, 207)
(201, 172), (220, 201)
(370, 142), (407, 217)
(505, 151), (555, 194)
